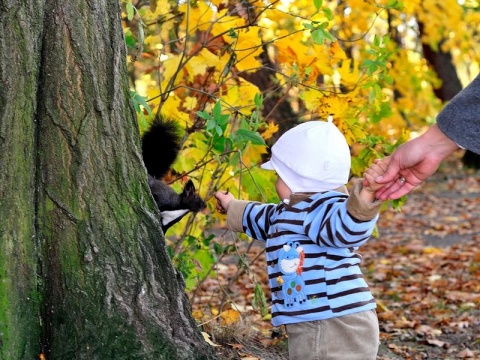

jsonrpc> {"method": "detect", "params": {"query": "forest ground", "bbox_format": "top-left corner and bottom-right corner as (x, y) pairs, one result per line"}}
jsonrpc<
(190, 152), (480, 359)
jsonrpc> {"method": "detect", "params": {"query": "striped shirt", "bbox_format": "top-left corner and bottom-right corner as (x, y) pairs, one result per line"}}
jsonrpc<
(240, 185), (379, 326)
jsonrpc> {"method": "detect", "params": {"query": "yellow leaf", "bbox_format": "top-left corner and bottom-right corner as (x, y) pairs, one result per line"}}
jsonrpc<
(202, 332), (221, 347)
(336, 59), (361, 88)
(262, 313), (272, 321)
(300, 88), (322, 113)
(174, 145), (204, 174)
(276, 33), (298, 66)
(221, 78), (260, 114)
(183, 96), (198, 112)
(192, 309), (204, 321)
(211, 9), (246, 39)
(185, 49), (230, 82)
(339, 117), (366, 146)
(376, 299), (390, 313)
(144, 34), (160, 49)
(234, 27), (263, 72)
(161, 95), (186, 123)
(261, 121), (279, 141)
(160, 54), (182, 90)
(275, 31), (334, 82)
(422, 246), (444, 255)
(179, 2), (214, 32)
(149, 0), (171, 16)
(210, 0), (227, 8)
(241, 144), (267, 168)
(319, 96), (353, 122)
(328, 41), (347, 65)
(220, 308), (240, 325)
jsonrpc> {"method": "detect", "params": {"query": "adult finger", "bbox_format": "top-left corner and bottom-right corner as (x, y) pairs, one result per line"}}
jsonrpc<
(382, 182), (415, 200)
(374, 157), (401, 184)
(376, 179), (415, 200)
(375, 174), (405, 198)
(375, 180), (400, 199)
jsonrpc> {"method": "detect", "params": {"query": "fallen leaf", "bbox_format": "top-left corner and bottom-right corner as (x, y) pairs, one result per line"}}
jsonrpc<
(457, 348), (475, 358)
(202, 332), (220, 347)
(220, 308), (240, 325)
(426, 338), (447, 348)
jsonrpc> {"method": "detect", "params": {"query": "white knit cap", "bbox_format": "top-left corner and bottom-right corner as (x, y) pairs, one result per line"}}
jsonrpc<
(261, 119), (351, 193)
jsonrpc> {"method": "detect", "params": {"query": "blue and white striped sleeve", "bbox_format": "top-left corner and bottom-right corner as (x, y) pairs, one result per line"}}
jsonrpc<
(242, 202), (277, 242)
(304, 181), (382, 248)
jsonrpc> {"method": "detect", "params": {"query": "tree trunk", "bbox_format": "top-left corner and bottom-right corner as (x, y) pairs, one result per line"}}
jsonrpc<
(0, 1), (43, 358)
(419, 22), (480, 168)
(0, 1), (215, 359)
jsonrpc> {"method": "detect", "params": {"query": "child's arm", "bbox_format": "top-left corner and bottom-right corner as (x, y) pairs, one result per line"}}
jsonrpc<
(304, 161), (388, 248)
(215, 190), (276, 241)
(214, 190), (244, 232)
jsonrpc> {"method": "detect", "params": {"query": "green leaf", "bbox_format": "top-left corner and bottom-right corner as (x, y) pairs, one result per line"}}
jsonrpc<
(126, 2), (134, 21)
(130, 91), (152, 121)
(234, 129), (266, 146)
(303, 22), (314, 31)
(323, 7), (334, 21)
(135, 94), (152, 114)
(137, 21), (145, 45)
(227, 28), (238, 38)
(313, 0), (323, 10)
(311, 29), (325, 45)
(253, 284), (269, 317)
(386, 0), (404, 10)
(213, 243), (224, 256)
(124, 30), (136, 50)
(254, 93), (263, 109)
(196, 110), (211, 121)
(324, 29), (336, 42)
(212, 101), (222, 119)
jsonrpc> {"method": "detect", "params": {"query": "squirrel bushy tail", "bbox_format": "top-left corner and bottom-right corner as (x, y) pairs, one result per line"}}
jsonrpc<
(142, 117), (181, 179)
(141, 116), (206, 232)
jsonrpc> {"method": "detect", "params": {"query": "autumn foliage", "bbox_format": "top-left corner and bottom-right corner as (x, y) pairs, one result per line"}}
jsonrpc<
(121, 0), (479, 346)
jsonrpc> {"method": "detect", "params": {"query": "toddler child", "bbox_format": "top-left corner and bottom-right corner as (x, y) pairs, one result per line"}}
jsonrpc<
(215, 119), (385, 360)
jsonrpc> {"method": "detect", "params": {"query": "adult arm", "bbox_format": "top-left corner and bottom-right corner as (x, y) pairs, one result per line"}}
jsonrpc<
(436, 73), (480, 154)
(375, 73), (480, 200)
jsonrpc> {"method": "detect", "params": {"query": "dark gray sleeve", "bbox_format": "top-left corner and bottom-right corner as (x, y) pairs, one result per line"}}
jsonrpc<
(436, 74), (480, 154)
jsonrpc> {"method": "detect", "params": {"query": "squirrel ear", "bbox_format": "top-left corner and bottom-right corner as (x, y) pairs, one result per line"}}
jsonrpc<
(183, 180), (195, 195)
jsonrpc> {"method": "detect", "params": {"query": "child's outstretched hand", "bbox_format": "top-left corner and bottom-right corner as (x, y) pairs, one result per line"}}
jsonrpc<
(214, 190), (234, 214)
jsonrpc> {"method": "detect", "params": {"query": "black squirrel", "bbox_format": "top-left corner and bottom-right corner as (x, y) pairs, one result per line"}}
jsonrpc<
(142, 117), (206, 232)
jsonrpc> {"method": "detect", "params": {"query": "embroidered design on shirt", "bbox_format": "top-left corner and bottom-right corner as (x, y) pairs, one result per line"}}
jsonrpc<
(278, 241), (307, 307)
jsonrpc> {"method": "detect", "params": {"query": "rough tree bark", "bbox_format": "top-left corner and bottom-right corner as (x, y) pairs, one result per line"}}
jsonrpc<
(0, 1), (215, 359)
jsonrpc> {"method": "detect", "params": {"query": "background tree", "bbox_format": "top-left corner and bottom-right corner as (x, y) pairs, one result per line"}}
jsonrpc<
(0, 1), (214, 359)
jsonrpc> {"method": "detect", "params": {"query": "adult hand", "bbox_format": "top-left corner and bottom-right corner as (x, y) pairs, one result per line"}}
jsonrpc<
(374, 124), (459, 200)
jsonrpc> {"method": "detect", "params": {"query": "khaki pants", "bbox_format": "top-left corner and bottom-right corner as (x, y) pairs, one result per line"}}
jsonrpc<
(285, 310), (379, 360)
